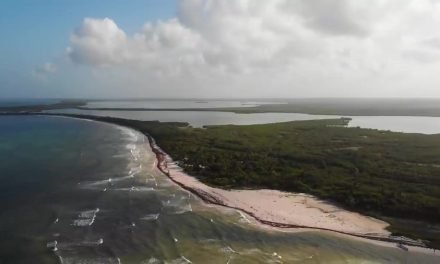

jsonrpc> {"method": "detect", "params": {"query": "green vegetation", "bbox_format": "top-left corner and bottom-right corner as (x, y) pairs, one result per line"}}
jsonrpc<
(6, 113), (440, 247)
(0, 100), (85, 113)
(78, 98), (440, 117)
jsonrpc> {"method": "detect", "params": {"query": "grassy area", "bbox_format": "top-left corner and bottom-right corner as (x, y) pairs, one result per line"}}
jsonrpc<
(12, 113), (440, 247)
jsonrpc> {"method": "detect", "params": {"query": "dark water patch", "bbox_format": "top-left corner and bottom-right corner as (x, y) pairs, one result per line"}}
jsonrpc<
(1, 116), (439, 263)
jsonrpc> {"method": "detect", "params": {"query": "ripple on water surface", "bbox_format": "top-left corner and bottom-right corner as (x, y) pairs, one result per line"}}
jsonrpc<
(0, 116), (438, 263)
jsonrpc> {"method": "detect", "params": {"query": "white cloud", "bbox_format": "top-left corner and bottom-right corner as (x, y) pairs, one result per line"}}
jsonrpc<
(65, 0), (440, 97)
(68, 18), (128, 66)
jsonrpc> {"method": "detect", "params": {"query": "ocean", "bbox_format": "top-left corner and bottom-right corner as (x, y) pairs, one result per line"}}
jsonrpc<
(0, 115), (438, 263)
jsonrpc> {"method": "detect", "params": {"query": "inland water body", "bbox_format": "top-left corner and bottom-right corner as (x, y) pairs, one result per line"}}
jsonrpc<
(0, 115), (438, 263)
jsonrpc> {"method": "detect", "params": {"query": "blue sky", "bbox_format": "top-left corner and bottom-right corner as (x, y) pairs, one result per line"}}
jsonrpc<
(0, 0), (175, 98)
(1, 1), (440, 98)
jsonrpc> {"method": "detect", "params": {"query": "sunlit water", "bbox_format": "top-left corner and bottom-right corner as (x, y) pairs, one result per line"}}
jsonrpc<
(45, 108), (440, 134)
(1, 116), (438, 264)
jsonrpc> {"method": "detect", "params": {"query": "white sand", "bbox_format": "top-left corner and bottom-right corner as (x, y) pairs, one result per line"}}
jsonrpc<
(147, 138), (440, 257)
(162, 157), (390, 236)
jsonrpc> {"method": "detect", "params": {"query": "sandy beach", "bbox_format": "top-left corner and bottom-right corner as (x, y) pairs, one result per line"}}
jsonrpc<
(144, 135), (440, 257)
(147, 138), (391, 234)
(164, 161), (390, 236)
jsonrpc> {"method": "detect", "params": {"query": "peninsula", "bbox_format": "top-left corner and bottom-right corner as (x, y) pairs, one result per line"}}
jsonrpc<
(12, 113), (438, 249)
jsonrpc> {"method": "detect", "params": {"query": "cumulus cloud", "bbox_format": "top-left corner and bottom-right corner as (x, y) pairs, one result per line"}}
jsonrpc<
(68, 18), (128, 66)
(284, 0), (370, 37)
(65, 0), (440, 97)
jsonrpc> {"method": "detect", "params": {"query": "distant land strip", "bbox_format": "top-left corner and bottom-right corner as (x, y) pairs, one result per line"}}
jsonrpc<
(1, 112), (439, 250)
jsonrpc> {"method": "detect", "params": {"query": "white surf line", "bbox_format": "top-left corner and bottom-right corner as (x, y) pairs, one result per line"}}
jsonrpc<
(146, 178), (158, 187)
(238, 211), (251, 223)
(272, 252), (283, 260)
(130, 149), (139, 161)
(140, 213), (160, 221)
(181, 256), (192, 263)
(72, 208), (100, 227)
(88, 208), (100, 226)
(114, 186), (154, 192)
(81, 238), (104, 246)
(128, 164), (142, 175)
(46, 240), (58, 251)
(84, 174), (135, 188)
(226, 246), (238, 254)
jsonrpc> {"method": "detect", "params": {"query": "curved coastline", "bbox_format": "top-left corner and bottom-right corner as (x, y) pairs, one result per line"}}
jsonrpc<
(144, 134), (431, 249)
(4, 113), (439, 255)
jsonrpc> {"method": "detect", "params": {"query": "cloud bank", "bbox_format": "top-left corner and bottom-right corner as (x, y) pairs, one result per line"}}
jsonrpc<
(64, 0), (440, 98)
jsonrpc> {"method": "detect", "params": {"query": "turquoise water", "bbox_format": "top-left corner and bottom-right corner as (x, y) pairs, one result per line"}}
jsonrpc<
(0, 115), (439, 263)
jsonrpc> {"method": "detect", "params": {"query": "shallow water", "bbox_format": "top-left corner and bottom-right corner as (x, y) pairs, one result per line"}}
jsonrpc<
(45, 108), (440, 134)
(0, 116), (438, 263)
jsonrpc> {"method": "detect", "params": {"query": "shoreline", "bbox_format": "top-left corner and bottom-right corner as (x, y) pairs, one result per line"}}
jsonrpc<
(4, 113), (438, 255)
(145, 134), (431, 250)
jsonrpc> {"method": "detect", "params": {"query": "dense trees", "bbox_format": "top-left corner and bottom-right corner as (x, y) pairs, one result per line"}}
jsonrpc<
(45, 114), (440, 248)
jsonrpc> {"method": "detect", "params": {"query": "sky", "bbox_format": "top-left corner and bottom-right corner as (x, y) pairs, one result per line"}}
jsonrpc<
(2, 0), (440, 99)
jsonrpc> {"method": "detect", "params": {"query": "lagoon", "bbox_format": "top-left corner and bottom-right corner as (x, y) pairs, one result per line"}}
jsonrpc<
(45, 108), (440, 134)
(1, 115), (438, 263)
